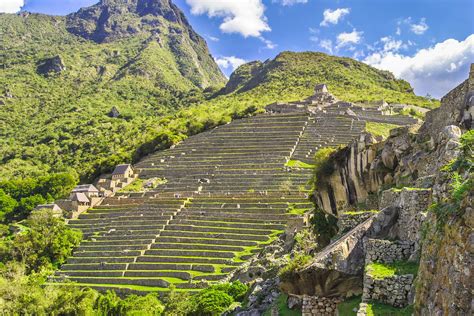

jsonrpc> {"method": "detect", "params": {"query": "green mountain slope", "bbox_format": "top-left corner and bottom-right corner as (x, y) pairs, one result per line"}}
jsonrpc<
(0, 0), (226, 181)
(223, 51), (437, 107)
(156, 51), (438, 145)
(1, 9), (435, 184)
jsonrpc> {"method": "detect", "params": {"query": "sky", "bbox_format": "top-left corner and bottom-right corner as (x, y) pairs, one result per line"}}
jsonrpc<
(1, 0), (473, 98)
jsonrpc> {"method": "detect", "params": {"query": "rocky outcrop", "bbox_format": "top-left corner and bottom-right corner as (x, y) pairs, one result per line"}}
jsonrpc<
(314, 133), (385, 215)
(66, 0), (189, 43)
(414, 192), (473, 315)
(37, 55), (66, 76)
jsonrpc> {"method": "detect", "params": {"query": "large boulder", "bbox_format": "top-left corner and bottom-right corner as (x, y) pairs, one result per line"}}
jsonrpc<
(37, 55), (66, 76)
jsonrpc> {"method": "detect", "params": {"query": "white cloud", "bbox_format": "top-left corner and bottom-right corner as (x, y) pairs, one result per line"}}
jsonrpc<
(320, 8), (350, 27)
(410, 18), (429, 35)
(259, 37), (276, 49)
(206, 35), (220, 42)
(380, 36), (406, 52)
(319, 39), (333, 54)
(185, 0), (270, 38)
(336, 29), (363, 48)
(364, 34), (474, 98)
(273, 0), (308, 6)
(215, 56), (247, 71)
(0, 0), (24, 13)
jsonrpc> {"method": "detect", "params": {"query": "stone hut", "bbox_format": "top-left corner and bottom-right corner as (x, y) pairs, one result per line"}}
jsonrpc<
(34, 203), (63, 217)
(72, 184), (100, 199)
(314, 84), (328, 94)
(109, 106), (120, 118)
(112, 164), (134, 180)
(70, 192), (90, 206)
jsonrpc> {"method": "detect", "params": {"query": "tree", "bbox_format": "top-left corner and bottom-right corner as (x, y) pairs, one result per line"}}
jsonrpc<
(16, 194), (47, 219)
(310, 208), (338, 248)
(0, 189), (17, 221)
(10, 210), (82, 273)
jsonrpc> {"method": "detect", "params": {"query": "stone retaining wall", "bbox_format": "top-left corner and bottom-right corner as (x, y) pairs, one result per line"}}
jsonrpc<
(364, 238), (414, 264)
(302, 295), (341, 316)
(362, 274), (414, 308)
(380, 188), (431, 245)
(337, 211), (377, 233)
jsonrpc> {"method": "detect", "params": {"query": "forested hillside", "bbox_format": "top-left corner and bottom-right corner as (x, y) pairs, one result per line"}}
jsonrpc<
(0, 2), (225, 182)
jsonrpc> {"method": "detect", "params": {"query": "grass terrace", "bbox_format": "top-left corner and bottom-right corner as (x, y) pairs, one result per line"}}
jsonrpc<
(365, 261), (419, 279)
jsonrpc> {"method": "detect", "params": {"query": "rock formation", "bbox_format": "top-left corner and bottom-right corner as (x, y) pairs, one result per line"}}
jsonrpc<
(37, 55), (66, 76)
(281, 63), (473, 315)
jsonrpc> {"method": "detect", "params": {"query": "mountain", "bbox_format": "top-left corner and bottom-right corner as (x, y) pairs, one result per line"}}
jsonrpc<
(0, 6), (435, 184)
(223, 51), (436, 107)
(158, 51), (437, 145)
(0, 0), (225, 181)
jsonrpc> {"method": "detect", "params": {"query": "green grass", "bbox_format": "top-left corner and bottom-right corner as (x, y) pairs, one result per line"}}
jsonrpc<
(337, 296), (362, 315)
(392, 187), (429, 192)
(365, 122), (401, 138)
(286, 160), (315, 169)
(365, 261), (419, 279)
(119, 178), (144, 192)
(263, 294), (301, 316)
(366, 301), (414, 316)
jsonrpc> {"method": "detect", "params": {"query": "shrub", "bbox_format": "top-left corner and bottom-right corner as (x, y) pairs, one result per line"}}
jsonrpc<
(190, 289), (234, 316)
(278, 254), (312, 282)
(211, 281), (248, 301)
(310, 208), (338, 248)
(312, 147), (338, 189)
(163, 286), (194, 315)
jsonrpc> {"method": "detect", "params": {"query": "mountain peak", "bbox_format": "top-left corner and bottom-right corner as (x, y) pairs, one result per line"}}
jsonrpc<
(66, 0), (190, 43)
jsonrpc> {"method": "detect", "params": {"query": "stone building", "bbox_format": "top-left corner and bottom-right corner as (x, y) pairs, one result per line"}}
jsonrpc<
(112, 164), (134, 180)
(314, 83), (328, 94)
(72, 184), (100, 199)
(96, 163), (138, 195)
(34, 203), (63, 217)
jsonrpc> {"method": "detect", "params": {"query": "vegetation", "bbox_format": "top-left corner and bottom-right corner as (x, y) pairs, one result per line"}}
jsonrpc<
(311, 147), (339, 188)
(0, 210), (82, 273)
(337, 296), (362, 315)
(365, 261), (419, 279)
(365, 122), (400, 139)
(343, 210), (379, 216)
(365, 301), (414, 316)
(314, 295), (415, 316)
(263, 294), (301, 316)
(430, 130), (473, 228)
(310, 208), (338, 248)
(278, 254), (312, 281)
(120, 178), (144, 192)
(286, 160), (315, 169)
(400, 107), (425, 120)
(0, 172), (78, 222)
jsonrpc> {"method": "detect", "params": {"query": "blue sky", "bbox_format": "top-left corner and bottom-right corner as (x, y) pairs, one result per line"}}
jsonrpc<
(2, 0), (473, 98)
